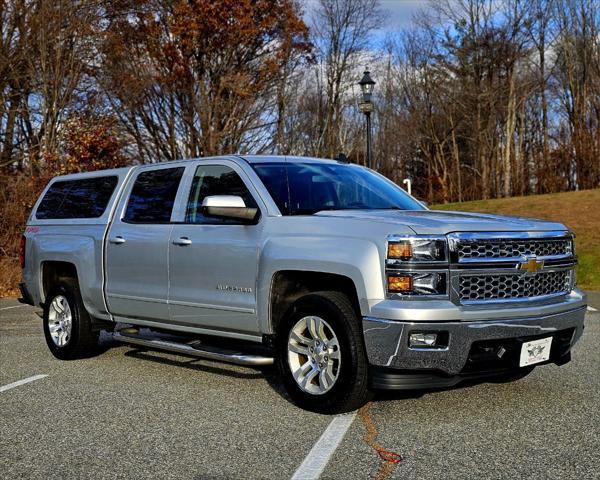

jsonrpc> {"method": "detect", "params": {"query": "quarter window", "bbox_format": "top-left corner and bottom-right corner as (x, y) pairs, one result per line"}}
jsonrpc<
(186, 165), (258, 224)
(124, 167), (185, 223)
(36, 176), (118, 219)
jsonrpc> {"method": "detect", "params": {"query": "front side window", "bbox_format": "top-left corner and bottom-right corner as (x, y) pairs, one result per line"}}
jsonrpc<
(124, 167), (185, 223)
(252, 162), (425, 215)
(36, 176), (118, 219)
(186, 165), (258, 224)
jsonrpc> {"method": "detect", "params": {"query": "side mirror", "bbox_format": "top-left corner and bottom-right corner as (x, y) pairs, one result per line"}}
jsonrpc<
(419, 199), (429, 208)
(201, 195), (259, 224)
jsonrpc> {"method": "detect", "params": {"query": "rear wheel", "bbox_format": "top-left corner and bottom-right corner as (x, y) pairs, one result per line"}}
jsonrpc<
(276, 291), (371, 413)
(43, 279), (100, 360)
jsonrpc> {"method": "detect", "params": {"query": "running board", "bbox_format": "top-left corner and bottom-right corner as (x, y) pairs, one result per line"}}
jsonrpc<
(112, 332), (274, 366)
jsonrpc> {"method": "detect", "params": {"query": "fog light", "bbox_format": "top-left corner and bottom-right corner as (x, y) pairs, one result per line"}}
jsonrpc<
(409, 332), (437, 348)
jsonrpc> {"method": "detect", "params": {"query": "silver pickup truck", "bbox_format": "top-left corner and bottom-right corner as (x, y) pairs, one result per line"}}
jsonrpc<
(19, 155), (586, 413)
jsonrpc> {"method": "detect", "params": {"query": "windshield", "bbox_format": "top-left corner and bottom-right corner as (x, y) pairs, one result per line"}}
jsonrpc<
(252, 162), (425, 215)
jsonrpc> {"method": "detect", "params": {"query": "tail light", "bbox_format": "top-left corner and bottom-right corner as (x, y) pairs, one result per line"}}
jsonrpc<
(19, 235), (26, 268)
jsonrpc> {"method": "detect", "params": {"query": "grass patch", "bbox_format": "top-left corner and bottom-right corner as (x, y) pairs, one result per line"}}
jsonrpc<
(434, 189), (600, 291)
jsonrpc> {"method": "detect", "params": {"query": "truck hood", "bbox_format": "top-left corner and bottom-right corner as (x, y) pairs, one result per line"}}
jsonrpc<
(314, 209), (566, 235)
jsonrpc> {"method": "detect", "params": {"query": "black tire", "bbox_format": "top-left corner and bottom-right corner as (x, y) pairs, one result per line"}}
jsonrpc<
(43, 279), (100, 360)
(276, 291), (371, 414)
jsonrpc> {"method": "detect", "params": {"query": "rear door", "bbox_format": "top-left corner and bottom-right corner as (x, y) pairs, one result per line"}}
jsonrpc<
(168, 161), (263, 335)
(105, 165), (186, 322)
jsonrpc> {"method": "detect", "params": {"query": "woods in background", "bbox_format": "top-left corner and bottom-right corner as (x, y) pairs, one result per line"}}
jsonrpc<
(1, 0), (599, 204)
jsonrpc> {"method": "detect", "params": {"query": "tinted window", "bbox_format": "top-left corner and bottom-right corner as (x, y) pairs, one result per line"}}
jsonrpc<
(186, 165), (258, 224)
(124, 167), (185, 223)
(36, 176), (118, 219)
(252, 162), (425, 215)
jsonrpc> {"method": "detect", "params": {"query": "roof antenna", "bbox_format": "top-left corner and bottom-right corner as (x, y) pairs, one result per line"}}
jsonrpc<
(335, 152), (348, 163)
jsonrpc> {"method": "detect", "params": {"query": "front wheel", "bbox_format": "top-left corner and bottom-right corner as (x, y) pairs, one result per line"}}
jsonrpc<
(276, 291), (371, 414)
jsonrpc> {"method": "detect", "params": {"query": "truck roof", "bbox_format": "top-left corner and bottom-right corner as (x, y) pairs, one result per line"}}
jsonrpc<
(236, 155), (343, 165)
(46, 155), (348, 182)
(44, 166), (135, 182)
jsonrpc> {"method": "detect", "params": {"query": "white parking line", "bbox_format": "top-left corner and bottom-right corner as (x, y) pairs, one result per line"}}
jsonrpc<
(587, 306), (598, 312)
(0, 374), (48, 393)
(291, 412), (357, 480)
(0, 305), (27, 311)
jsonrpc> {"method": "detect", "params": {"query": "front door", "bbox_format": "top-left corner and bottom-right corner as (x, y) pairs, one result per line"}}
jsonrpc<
(168, 163), (262, 335)
(105, 166), (185, 322)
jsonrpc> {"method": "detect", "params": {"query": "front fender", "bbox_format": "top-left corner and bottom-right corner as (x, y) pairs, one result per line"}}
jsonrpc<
(256, 236), (384, 333)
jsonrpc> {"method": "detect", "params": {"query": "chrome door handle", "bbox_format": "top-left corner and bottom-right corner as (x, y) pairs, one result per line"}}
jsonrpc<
(109, 236), (126, 244)
(173, 237), (192, 246)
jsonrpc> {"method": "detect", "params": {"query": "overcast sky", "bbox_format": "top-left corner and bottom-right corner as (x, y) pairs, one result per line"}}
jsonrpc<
(379, 0), (428, 30)
(304, 0), (431, 46)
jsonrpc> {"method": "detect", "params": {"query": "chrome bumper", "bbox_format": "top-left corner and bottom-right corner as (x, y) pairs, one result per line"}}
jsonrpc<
(363, 304), (586, 375)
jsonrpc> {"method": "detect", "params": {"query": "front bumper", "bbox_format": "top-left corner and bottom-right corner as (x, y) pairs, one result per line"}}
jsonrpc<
(363, 303), (586, 383)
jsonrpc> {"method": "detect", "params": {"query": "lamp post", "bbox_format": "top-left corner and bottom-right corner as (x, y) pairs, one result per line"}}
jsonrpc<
(358, 70), (376, 169)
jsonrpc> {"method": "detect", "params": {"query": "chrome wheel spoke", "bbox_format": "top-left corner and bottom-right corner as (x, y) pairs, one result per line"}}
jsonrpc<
(52, 297), (63, 314)
(299, 360), (312, 375)
(290, 330), (311, 347)
(319, 367), (335, 390)
(307, 316), (319, 340)
(307, 316), (327, 342)
(301, 367), (319, 389)
(292, 360), (312, 382)
(327, 348), (340, 360)
(288, 342), (309, 355)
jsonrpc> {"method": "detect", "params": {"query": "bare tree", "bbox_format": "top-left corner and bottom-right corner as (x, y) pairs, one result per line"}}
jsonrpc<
(99, 0), (309, 161)
(310, 0), (381, 158)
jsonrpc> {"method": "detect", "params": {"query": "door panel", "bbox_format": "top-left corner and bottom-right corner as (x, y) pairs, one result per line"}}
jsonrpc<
(106, 224), (172, 321)
(168, 224), (260, 332)
(105, 166), (185, 322)
(167, 163), (261, 334)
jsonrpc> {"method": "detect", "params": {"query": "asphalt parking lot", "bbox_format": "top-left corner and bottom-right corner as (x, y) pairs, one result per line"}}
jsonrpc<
(1, 297), (599, 480)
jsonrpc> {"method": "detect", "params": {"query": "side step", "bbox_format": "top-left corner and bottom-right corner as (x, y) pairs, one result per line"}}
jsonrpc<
(113, 331), (274, 367)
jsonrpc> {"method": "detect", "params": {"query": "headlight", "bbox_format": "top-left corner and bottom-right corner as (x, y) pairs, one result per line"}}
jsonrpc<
(386, 235), (449, 297)
(387, 236), (447, 263)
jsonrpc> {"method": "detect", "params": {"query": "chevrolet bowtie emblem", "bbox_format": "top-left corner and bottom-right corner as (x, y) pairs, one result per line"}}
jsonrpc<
(519, 257), (544, 274)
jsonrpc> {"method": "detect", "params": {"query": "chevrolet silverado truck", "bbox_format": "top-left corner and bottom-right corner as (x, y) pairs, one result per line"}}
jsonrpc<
(19, 155), (587, 413)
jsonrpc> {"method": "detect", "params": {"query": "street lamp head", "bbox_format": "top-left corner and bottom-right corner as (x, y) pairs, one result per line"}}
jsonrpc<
(358, 70), (376, 102)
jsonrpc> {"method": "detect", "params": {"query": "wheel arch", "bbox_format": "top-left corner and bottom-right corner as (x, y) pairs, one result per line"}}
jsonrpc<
(267, 270), (363, 336)
(41, 260), (79, 300)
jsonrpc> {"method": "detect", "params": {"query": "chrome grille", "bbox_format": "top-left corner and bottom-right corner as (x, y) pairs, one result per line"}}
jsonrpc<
(457, 238), (572, 261)
(458, 270), (571, 303)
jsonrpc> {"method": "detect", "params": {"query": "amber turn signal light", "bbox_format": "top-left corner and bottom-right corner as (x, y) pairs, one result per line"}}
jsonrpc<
(388, 275), (412, 293)
(388, 242), (412, 259)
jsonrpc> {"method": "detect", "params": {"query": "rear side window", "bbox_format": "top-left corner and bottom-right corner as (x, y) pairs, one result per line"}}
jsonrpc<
(124, 167), (185, 223)
(36, 176), (118, 219)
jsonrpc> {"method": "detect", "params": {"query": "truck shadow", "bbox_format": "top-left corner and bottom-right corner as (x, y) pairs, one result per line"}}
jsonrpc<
(122, 348), (269, 380)
(373, 374), (527, 403)
(108, 338), (529, 408)
(121, 347), (297, 403)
